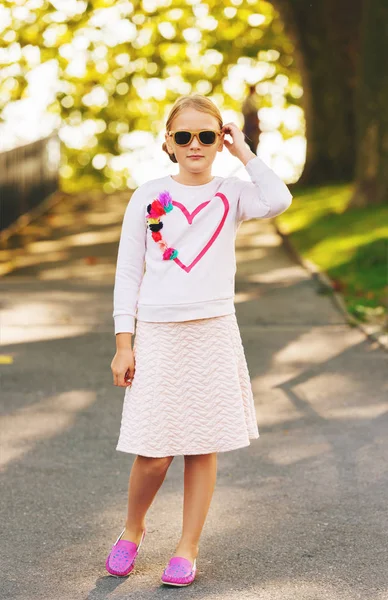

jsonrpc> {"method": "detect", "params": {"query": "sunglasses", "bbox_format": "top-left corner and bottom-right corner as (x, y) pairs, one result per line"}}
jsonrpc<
(167, 129), (223, 146)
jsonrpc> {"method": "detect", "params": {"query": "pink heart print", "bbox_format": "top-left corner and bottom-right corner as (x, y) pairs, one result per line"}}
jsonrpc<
(171, 192), (229, 273)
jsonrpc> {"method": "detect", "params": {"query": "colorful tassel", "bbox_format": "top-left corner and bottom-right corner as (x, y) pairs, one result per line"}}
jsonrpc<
(163, 247), (178, 260)
(150, 200), (166, 216)
(146, 190), (178, 261)
(158, 191), (173, 207)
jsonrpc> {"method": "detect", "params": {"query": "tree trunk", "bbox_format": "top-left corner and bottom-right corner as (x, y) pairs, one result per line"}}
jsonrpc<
(274, 0), (362, 184)
(350, 0), (388, 207)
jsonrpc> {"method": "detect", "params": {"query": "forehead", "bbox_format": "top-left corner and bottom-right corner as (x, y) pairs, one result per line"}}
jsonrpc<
(172, 107), (218, 130)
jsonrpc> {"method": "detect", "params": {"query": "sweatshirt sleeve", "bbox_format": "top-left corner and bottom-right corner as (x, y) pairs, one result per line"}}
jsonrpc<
(113, 186), (147, 335)
(235, 155), (293, 222)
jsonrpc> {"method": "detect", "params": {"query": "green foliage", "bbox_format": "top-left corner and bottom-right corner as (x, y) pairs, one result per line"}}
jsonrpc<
(0, 0), (302, 189)
(276, 184), (388, 323)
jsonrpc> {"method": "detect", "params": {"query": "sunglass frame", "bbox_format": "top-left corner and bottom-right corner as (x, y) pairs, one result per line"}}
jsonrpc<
(167, 129), (223, 146)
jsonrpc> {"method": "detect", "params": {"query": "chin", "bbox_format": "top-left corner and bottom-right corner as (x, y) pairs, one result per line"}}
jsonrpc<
(186, 163), (204, 170)
(186, 159), (208, 165)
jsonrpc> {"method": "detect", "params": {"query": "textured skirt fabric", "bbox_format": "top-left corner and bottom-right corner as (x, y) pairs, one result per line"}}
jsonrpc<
(116, 313), (259, 457)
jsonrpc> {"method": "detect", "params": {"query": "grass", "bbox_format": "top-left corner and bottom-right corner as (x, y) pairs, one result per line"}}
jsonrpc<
(276, 183), (388, 326)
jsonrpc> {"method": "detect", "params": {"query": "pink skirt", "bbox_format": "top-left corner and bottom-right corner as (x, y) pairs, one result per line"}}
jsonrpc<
(116, 313), (259, 457)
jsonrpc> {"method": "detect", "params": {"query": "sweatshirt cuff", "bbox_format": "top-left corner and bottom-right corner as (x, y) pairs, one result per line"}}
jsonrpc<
(244, 154), (271, 176)
(114, 314), (135, 335)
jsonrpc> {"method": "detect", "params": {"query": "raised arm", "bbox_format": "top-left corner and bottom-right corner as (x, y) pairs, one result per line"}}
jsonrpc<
(221, 123), (292, 223)
(236, 152), (293, 222)
(113, 187), (147, 335)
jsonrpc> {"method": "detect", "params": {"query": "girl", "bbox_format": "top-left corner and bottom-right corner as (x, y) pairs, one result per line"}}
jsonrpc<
(106, 94), (292, 586)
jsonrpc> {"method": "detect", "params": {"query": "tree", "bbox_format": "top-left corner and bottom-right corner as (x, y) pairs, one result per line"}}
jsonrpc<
(274, 0), (362, 185)
(275, 0), (388, 206)
(0, 0), (302, 190)
(350, 0), (388, 207)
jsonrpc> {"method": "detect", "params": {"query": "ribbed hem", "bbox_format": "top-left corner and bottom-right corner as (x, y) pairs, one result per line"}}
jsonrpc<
(114, 314), (135, 335)
(136, 297), (235, 323)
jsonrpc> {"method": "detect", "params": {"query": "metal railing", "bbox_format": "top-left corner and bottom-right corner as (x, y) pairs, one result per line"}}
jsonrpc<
(0, 132), (60, 232)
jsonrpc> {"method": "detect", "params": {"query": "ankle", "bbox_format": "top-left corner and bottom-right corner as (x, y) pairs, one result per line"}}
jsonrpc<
(125, 519), (145, 531)
(121, 524), (145, 544)
(175, 542), (199, 556)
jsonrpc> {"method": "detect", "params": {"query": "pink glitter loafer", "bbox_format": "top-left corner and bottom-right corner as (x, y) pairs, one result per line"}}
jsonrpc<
(105, 527), (146, 577)
(161, 556), (197, 586)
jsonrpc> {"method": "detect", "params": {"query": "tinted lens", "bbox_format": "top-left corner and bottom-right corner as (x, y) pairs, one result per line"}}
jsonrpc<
(199, 131), (216, 144)
(174, 131), (192, 145)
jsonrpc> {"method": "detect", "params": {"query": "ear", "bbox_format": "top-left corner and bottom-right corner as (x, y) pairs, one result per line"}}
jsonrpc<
(165, 133), (174, 154)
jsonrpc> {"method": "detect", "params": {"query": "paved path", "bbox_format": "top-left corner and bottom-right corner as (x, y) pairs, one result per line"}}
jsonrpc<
(0, 188), (387, 600)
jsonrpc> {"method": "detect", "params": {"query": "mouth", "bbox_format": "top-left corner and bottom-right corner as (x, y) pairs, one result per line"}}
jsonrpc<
(188, 155), (204, 158)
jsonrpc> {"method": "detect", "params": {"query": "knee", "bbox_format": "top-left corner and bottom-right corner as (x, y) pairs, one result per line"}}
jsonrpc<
(138, 455), (174, 476)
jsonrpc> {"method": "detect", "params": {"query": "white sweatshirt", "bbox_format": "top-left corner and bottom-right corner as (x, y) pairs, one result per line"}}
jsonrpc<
(113, 155), (292, 334)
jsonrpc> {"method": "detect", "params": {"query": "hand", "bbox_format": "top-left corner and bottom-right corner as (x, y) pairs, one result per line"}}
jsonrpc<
(221, 122), (256, 164)
(111, 347), (136, 388)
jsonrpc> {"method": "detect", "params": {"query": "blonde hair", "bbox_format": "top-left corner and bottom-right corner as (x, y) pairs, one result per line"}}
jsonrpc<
(162, 94), (223, 164)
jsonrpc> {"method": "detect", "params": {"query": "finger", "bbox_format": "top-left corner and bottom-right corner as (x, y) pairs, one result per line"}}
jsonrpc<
(222, 122), (237, 130)
(124, 368), (135, 385)
(124, 377), (133, 388)
(117, 373), (130, 387)
(125, 365), (135, 378)
(222, 125), (237, 139)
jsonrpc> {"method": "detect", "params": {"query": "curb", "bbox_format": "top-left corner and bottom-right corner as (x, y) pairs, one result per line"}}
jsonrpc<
(273, 220), (388, 353)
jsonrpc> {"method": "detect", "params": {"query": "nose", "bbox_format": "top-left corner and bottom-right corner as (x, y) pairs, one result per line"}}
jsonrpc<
(190, 134), (201, 146)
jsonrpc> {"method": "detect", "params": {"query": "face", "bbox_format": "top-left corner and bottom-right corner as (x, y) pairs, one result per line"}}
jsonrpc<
(165, 107), (224, 172)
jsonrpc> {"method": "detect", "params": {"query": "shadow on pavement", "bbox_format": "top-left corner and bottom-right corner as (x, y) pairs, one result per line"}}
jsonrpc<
(0, 189), (387, 600)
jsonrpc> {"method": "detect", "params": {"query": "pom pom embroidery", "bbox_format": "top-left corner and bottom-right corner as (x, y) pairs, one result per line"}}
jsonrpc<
(146, 190), (178, 261)
(149, 222), (163, 232)
(150, 200), (166, 216)
(158, 191), (173, 207)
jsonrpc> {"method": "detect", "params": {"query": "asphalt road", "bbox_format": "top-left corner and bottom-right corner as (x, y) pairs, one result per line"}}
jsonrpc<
(1, 189), (387, 600)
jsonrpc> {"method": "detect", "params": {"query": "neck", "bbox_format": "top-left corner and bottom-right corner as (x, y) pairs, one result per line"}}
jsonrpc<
(172, 167), (214, 186)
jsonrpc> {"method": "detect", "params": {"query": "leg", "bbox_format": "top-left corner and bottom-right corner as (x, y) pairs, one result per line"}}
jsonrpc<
(122, 454), (174, 544)
(173, 452), (218, 563)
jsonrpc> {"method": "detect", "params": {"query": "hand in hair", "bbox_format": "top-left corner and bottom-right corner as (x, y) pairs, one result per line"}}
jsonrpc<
(222, 122), (255, 163)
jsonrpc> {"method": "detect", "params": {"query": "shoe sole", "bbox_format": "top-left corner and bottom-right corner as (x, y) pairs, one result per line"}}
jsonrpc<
(161, 572), (196, 586)
(161, 580), (195, 586)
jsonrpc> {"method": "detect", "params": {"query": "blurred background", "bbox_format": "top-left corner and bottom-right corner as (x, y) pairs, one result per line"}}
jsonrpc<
(0, 0), (387, 328)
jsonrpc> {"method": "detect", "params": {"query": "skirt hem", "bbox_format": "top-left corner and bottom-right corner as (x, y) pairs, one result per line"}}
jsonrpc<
(115, 434), (259, 458)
